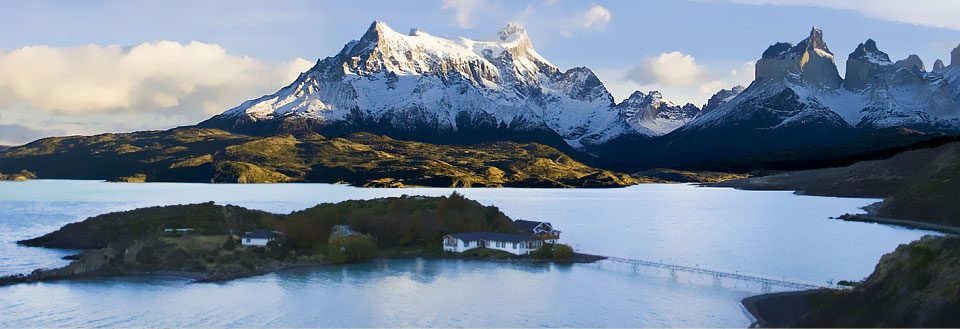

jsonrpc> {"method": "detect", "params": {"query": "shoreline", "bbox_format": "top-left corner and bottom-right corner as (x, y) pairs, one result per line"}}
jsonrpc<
(837, 214), (960, 234)
(741, 289), (826, 328)
(1, 251), (606, 287)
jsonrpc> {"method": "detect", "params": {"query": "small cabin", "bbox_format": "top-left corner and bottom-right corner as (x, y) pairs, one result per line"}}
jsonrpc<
(241, 229), (281, 247)
(442, 232), (544, 256)
(513, 220), (561, 243)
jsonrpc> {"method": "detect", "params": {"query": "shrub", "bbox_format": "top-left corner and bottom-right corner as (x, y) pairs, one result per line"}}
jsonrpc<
(222, 238), (236, 251)
(327, 233), (377, 263)
(551, 244), (574, 260)
(531, 243), (574, 260)
(531, 244), (554, 260)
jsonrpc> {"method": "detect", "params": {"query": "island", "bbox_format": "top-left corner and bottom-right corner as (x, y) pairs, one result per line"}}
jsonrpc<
(1, 193), (593, 286)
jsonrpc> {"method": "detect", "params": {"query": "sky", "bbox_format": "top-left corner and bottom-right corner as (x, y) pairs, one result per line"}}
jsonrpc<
(1, 0), (959, 145)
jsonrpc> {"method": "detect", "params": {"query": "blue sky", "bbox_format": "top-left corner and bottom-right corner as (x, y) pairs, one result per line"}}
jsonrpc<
(0, 0), (959, 144)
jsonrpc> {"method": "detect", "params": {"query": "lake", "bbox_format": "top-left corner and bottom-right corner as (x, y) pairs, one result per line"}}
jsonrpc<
(0, 180), (937, 327)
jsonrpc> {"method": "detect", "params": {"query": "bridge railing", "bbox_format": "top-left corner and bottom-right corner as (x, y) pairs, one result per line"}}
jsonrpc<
(599, 255), (839, 290)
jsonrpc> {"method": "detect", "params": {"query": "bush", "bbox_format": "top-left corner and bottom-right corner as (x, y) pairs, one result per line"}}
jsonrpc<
(266, 240), (290, 260)
(222, 238), (236, 251)
(327, 233), (377, 263)
(551, 244), (574, 260)
(531, 244), (554, 260)
(531, 243), (574, 260)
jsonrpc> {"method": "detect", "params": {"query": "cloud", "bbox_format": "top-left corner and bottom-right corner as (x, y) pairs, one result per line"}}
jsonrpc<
(578, 4), (612, 30)
(724, 0), (960, 31)
(0, 41), (312, 117)
(626, 51), (705, 87)
(441, 0), (482, 29)
(611, 54), (755, 106)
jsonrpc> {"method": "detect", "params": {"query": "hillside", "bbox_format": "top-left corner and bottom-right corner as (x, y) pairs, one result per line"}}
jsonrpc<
(0, 128), (641, 187)
(719, 139), (960, 226)
(745, 236), (960, 327)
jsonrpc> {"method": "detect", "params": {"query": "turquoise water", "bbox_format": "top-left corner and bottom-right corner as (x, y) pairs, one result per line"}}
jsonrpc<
(0, 180), (937, 327)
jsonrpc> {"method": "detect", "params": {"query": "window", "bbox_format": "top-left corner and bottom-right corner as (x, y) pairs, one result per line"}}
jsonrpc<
(512, 243), (517, 249)
(245, 238), (251, 243)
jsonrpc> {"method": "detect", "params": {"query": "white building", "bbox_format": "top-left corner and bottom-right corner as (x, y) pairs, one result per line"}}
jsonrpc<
(442, 232), (544, 256)
(241, 229), (281, 246)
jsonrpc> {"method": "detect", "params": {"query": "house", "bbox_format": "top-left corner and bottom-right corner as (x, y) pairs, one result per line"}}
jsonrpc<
(442, 232), (545, 256)
(241, 229), (281, 246)
(513, 220), (560, 243)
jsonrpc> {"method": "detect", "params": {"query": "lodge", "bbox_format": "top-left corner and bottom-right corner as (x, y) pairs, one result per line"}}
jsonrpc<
(441, 220), (561, 256)
(241, 229), (282, 246)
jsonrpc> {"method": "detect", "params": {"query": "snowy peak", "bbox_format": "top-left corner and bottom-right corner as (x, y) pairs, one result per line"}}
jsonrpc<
(849, 39), (891, 65)
(498, 22), (527, 42)
(756, 26), (842, 89)
(616, 90), (700, 135)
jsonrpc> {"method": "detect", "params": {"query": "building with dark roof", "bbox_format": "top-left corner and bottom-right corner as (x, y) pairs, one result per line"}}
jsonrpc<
(241, 229), (281, 247)
(513, 220), (560, 242)
(442, 232), (545, 255)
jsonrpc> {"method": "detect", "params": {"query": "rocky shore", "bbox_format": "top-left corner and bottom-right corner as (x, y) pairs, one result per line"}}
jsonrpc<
(742, 235), (960, 327)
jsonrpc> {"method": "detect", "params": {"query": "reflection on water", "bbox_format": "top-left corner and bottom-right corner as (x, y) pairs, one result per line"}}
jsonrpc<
(0, 180), (939, 327)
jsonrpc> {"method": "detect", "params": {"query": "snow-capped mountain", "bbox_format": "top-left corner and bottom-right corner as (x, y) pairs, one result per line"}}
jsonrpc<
(686, 27), (960, 134)
(638, 27), (960, 167)
(615, 91), (700, 136)
(201, 21), (692, 150)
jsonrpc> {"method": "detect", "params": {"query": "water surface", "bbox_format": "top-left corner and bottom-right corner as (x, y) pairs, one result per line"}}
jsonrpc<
(0, 180), (937, 327)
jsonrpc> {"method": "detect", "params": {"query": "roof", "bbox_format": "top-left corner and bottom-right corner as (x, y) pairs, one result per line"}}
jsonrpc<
(513, 220), (546, 233)
(447, 232), (534, 243)
(242, 229), (280, 239)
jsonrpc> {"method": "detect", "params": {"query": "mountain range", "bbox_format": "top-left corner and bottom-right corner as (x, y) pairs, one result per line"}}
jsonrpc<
(198, 22), (960, 170)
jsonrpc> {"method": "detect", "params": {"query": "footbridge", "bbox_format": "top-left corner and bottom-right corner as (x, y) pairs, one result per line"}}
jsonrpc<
(600, 255), (837, 291)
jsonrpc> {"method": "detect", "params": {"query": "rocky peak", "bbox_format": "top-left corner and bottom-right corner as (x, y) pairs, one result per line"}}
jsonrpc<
(799, 26), (831, 54)
(498, 22), (527, 41)
(756, 27), (842, 89)
(702, 86), (745, 113)
(894, 54), (925, 71)
(849, 39), (891, 64)
(933, 59), (946, 73)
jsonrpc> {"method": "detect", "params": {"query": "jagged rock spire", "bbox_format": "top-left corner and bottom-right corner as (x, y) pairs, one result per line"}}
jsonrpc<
(756, 27), (841, 89)
(933, 59), (945, 73)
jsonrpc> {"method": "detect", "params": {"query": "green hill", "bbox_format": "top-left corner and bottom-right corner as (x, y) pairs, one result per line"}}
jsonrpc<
(0, 128), (643, 188)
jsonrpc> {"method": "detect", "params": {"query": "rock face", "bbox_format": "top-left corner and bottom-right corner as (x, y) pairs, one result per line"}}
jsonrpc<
(701, 86), (744, 113)
(199, 21), (690, 151)
(755, 27), (842, 89)
(933, 59), (946, 73)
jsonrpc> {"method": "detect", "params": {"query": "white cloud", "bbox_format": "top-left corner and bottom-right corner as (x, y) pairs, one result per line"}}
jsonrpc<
(0, 41), (312, 116)
(725, 0), (960, 31)
(441, 0), (482, 29)
(626, 51), (705, 87)
(578, 4), (612, 30)
(613, 54), (755, 106)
